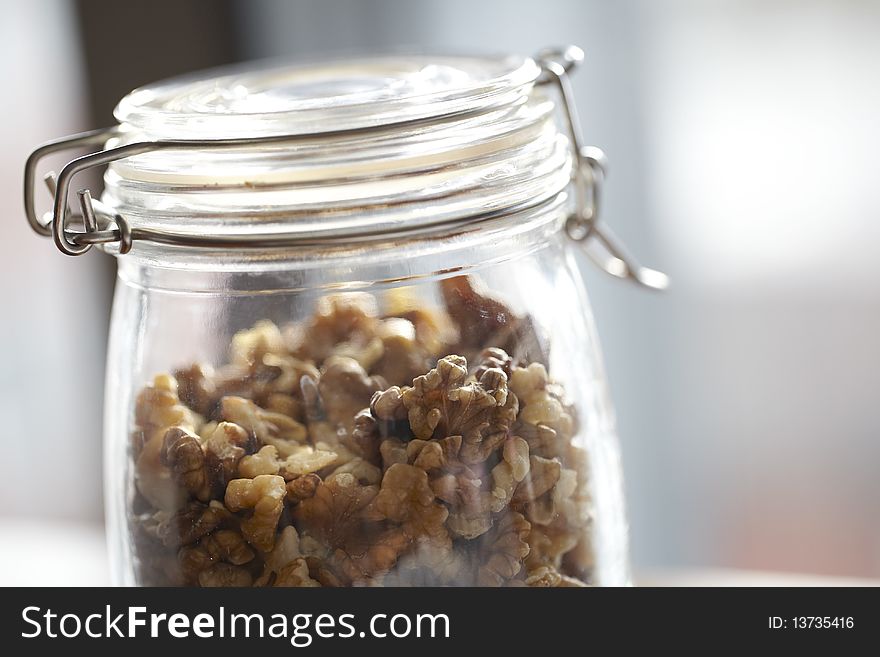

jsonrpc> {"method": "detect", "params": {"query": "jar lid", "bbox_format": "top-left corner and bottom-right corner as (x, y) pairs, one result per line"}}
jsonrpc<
(100, 52), (570, 247)
(115, 54), (542, 138)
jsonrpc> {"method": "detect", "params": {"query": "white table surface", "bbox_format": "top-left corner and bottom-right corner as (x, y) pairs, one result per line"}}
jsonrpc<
(1, 519), (876, 587)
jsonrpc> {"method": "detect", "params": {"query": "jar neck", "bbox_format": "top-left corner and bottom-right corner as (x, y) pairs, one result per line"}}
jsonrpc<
(113, 191), (571, 292)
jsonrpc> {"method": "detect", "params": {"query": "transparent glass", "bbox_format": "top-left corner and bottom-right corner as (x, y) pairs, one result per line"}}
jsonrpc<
(103, 197), (630, 587)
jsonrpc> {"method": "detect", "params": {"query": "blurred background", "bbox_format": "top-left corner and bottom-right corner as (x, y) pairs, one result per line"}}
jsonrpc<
(2, 0), (878, 584)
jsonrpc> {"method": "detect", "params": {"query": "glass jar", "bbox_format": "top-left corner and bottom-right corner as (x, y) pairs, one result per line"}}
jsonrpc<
(24, 47), (665, 587)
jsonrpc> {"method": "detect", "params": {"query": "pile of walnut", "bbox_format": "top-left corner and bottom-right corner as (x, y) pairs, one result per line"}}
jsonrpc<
(131, 276), (594, 587)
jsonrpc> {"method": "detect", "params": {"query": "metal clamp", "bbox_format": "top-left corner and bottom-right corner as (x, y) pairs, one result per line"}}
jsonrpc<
(536, 46), (668, 290)
(23, 46), (667, 289)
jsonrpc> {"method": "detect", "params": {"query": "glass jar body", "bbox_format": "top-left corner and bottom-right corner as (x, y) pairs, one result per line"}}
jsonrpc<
(104, 201), (630, 587)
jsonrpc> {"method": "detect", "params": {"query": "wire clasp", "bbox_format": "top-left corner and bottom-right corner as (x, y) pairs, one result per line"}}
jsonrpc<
(537, 46), (668, 290)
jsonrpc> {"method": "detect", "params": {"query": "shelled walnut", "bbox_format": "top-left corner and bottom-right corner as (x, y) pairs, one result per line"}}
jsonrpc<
(128, 277), (594, 587)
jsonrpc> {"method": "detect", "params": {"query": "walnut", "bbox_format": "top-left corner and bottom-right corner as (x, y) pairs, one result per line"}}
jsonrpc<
(293, 473), (379, 550)
(474, 347), (515, 379)
(231, 319), (286, 368)
(305, 556), (344, 587)
(178, 544), (215, 585)
(511, 365), (566, 427)
(374, 463), (450, 549)
(236, 445), (279, 478)
(513, 455), (561, 504)
(514, 421), (563, 460)
(135, 374), (203, 510)
(489, 436), (530, 513)
(201, 529), (255, 565)
(179, 527), (255, 584)
(250, 526), (320, 587)
(382, 286), (455, 357)
(525, 518), (580, 572)
(289, 293), (379, 363)
(509, 363), (576, 451)
(330, 458), (382, 485)
(224, 475), (286, 551)
(372, 386), (407, 419)
(522, 457), (592, 577)
(332, 336), (385, 371)
(562, 535), (595, 582)
(275, 558), (322, 587)
(440, 276), (514, 351)
(220, 395), (307, 456)
(198, 562), (253, 587)
(134, 373), (201, 441)
(156, 500), (231, 547)
(406, 437), (460, 471)
(524, 495), (556, 526)
(210, 348), (319, 408)
(371, 318), (434, 387)
(551, 467), (581, 522)
(351, 409), (381, 465)
(317, 357), (385, 430)
(525, 565), (562, 587)
(159, 422), (254, 502)
(264, 392), (302, 419)
(261, 353), (320, 397)
(556, 573), (590, 587)
(293, 473), (405, 583)
(477, 511), (531, 586)
(238, 444), (337, 480)
(359, 387), (412, 451)
(331, 528), (411, 584)
(401, 433), (492, 540)
(203, 421), (254, 487)
(135, 434), (186, 511)
(425, 457), (494, 541)
(286, 473), (321, 503)
(517, 461), (577, 528)
(379, 438), (408, 470)
(299, 374), (324, 423)
(161, 427), (211, 502)
(440, 276), (549, 364)
(173, 363), (217, 417)
(401, 355), (518, 464)
(442, 474), (493, 540)
(310, 423), (359, 470)
(263, 526), (302, 571)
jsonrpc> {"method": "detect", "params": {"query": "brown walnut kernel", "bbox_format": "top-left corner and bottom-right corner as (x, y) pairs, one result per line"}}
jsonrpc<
(156, 500), (231, 547)
(161, 427), (211, 502)
(199, 562), (254, 587)
(224, 475), (287, 552)
(477, 511), (531, 586)
(284, 474), (320, 506)
(134, 374), (204, 511)
(317, 356), (385, 430)
(201, 529), (255, 565)
(220, 396), (308, 456)
(293, 473), (409, 583)
(238, 444), (337, 480)
(401, 355), (518, 465)
(289, 293), (380, 363)
(203, 421), (254, 487)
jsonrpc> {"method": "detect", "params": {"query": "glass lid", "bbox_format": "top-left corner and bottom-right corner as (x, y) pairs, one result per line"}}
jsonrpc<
(99, 51), (570, 251)
(114, 53), (542, 139)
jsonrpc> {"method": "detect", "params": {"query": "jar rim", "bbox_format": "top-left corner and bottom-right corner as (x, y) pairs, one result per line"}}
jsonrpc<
(114, 52), (542, 139)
